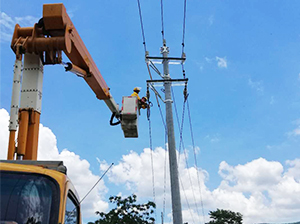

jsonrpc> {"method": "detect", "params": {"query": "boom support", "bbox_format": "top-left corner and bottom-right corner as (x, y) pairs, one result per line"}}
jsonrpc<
(7, 3), (122, 160)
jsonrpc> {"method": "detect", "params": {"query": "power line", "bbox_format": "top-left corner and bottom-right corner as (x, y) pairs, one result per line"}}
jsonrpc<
(137, 0), (147, 52)
(146, 62), (168, 222)
(163, 126), (168, 222)
(181, 0), (187, 54)
(172, 87), (201, 221)
(180, 177), (195, 224)
(148, 115), (157, 220)
(160, 0), (165, 42)
(187, 99), (206, 224)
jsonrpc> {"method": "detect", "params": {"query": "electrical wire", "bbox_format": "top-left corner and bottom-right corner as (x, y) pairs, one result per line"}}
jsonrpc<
(187, 99), (206, 224)
(146, 62), (168, 222)
(181, 0), (187, 54)
(160, 0), (165, 42)
(180, 177), (195, 224)
(162, 125), (168, 222)
(137, 0), (147, 53)
(148, 115), (157, 220)
(172, 87), (201, 221)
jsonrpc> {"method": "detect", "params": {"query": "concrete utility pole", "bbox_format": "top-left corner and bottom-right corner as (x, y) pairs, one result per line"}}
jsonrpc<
(161, 40), (183, 224)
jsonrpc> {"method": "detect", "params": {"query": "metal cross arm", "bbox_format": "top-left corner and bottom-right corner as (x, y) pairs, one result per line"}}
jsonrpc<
(146, 78), (188, 84)
(146, 56), (186, 61)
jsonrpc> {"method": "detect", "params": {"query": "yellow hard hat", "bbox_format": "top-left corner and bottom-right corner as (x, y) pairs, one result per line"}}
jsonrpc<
(133, 87), (141, 92)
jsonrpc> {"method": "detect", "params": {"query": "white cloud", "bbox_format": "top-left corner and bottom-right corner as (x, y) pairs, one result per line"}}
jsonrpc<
(1, 108), (300, 224)
(285, 159), (300, 181)
(204, 56), (227, 69)
(292, 128), (300, 136)
(0, 108), (108, 218)
(0, 12), (39, 43)
(216, 158), (300, 223)
(216, 56), (227, 68)
(218, 158), (283, 192)
(205, 57), (213, 63)
(101, 147), (300, 224)
(248, 78), (264, 94)
(205, 134), (220, 143)
(287, 119), (300, 137)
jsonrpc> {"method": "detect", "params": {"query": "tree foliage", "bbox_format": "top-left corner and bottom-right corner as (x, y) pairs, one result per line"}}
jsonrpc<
(88, 194), (156, 224)
(207, 209), (243, 224)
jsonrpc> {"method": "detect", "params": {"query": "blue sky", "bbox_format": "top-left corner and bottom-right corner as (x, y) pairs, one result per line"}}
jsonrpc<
(1, 0), (300, 224)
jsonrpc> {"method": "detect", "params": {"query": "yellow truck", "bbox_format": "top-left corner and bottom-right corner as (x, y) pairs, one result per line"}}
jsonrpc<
(1, 160), (80, 224)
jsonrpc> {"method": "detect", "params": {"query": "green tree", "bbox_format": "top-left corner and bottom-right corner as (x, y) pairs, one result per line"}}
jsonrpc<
(207, 209), (243, 224)
(88, 194), (156, 224)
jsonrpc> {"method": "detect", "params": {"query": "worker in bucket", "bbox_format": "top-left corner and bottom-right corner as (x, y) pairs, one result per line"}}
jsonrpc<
(131, 87), (148, 109)
(131, 87), (141, 100)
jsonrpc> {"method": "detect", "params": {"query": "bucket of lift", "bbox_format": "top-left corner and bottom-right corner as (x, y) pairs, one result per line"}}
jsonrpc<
(121, 96), (139, 138)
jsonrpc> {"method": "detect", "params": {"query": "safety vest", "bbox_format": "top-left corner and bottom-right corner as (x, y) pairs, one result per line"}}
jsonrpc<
(131, 92), (141, 100)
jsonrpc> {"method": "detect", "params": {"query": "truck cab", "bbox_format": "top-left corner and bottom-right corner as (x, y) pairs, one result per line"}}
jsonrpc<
(0, 161), (81, 224)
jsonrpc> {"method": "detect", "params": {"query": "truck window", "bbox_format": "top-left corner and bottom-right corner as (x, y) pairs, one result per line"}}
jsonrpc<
(64, 193), (79, 224)
(0, 171), (60, 224)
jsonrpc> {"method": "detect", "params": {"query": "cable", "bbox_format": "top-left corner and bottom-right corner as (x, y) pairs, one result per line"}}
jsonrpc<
(180, 177), (195, 224)
(181, 0), (187, 54)
(162, 125), (168, 222)
(148, 109), (157, 220)
(172, 87), (201, 221)
(146, 63), (167, 130)
(160, 0), (165, 42)
(79, 163), (114, 204)
(187, 99), (206, 224)
(146, 62), (167, 221)
(137, 0), (147, 53)
(172, 87), (186, 157)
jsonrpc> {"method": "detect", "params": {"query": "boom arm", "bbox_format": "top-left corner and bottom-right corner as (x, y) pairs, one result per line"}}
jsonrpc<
(8, 3), (122, 160)
(11, 3), (119, 113)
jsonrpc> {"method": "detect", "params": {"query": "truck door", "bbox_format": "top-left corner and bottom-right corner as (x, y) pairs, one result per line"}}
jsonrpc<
(64, 191), (80, 224)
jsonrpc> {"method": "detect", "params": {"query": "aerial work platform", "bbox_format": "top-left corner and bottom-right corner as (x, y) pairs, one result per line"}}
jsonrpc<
(121, 96), (139, 138)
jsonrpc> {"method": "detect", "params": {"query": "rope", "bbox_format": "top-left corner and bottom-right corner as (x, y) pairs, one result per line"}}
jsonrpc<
(137, 0), (147, 52)
(172, 87), (201, 221)
(187, 99), (206, 223)
(160, 0), (165, 42)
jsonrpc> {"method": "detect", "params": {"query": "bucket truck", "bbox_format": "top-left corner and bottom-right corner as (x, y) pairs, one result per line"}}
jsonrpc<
(1, 3), (139, 224)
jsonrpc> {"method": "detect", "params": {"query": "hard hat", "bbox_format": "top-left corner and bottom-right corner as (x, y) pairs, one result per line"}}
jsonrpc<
(133, 87), (141, 92)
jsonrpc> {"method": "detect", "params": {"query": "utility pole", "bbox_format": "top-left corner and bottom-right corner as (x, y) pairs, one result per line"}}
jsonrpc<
(146, 39), (187, 224)
(161, 39), (183, 224)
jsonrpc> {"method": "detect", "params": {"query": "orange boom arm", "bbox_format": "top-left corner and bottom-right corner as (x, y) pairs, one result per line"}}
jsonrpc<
(8, 3), (121, 160)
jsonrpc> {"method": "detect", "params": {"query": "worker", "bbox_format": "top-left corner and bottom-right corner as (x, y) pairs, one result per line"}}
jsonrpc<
(140, 96), (149, 109)
(131, 87), (141, 100)
(131, 87), (148, 110)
